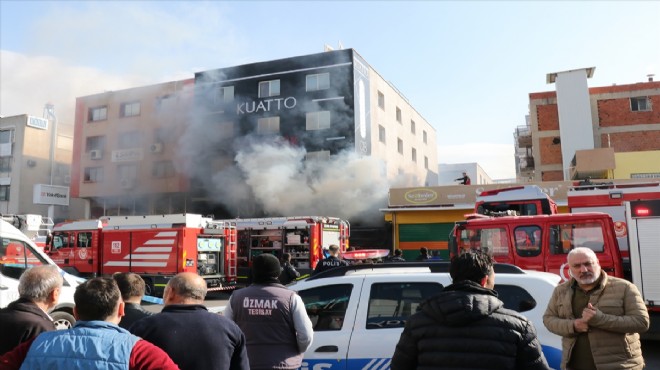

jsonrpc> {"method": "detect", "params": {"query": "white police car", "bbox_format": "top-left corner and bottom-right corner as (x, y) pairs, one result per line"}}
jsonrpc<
(289, 262), (562, 370)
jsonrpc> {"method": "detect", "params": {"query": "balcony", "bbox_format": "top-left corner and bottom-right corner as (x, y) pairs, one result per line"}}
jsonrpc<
(514, 125), (532, 148)
(569, 148), (615, 180)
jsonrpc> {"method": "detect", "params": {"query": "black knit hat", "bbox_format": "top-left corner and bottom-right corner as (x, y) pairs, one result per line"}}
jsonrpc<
(252, 253), (281, 283)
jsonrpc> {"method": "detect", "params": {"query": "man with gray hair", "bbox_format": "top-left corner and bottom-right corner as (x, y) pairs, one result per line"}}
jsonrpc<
(0, 265), (62, 355)
(544, 247), (649, 370)
(130, 272), (249, 370)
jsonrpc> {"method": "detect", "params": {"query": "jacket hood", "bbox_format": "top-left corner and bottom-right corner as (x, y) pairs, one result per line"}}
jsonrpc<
(421, 280), (503, 327)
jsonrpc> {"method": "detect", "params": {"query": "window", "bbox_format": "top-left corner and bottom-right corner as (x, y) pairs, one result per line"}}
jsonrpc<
(0, 238), (47, 280)
(367, 283), (444, 329)
(459, 227), (510, 257)
(549, 222), (605, 254)
(215, 86), (235, 103)
(0, 158), (11, 172)
(423, 130), (427, 144)
(257, 117), (280, 134)
(396, 107), (402, 123)
(306, 111), (331, 131)
(0, 129), (13, 144)
(630, 97), (651, 112)
(494, 284), (537, 312)
(299, 284), (352, 331)
(258, 79), (280, 98)
(306, 151), (331, 161)
(120, 102), (141, 117)
(424, 156), (428, 169)
(85, 136), (106, 152)
(411, 148), (417, 163)
(377, 91), (385, 109)
(88, 106), (107, 122)
(514, 226), (542, 257)
(410, 120), (416, 134)
(378, 125), (386, 143)
(152, 160), (176, 178)
(397, 138), (403, 154)
(83, 167), (104, 183)
(118, 131), (143, 149)
(77, 232), (92, 248)
(117, 164), (138, 182)
(306, 73), (330, 91)
(0, 185), (9, 201)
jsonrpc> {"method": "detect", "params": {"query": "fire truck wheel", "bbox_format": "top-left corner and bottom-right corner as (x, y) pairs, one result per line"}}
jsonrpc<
(51, 311), (76, 330)
(143, 278), (156, 297)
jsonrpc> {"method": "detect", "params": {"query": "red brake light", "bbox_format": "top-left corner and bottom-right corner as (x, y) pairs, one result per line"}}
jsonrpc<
(634, 207), (650, 217)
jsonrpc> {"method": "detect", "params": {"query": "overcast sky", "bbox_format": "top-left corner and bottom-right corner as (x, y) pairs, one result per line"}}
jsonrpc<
(1, 1), (659, 179)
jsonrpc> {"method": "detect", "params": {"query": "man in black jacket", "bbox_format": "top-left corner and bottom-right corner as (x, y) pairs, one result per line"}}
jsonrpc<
(112, 272), (153, 329)
(312, 244), (350, 275)
(0, 265), (62, 355)
(129, 272), (249, 370)
(391, 251), (550, 370)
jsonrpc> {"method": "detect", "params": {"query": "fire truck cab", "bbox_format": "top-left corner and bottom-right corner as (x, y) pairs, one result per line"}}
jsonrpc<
(48, 214), (237, 296)
(475, 185), (558, 216)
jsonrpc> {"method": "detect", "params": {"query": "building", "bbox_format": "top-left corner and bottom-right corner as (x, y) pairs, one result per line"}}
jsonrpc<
(0, 111), (84, 222)
(517, 68), (660, 182)
(438, 162), (493, 185)
(71, 49), (438, 219)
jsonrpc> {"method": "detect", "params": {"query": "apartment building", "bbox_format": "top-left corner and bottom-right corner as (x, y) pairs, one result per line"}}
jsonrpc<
(516, 68), (660, 182)
(72, 49), (438, 218)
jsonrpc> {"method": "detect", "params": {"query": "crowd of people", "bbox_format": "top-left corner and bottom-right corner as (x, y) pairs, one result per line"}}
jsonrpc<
(0, 245), (650, 370)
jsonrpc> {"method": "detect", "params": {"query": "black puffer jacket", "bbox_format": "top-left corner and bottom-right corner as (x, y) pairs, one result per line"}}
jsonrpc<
(391, 281), (550, 370)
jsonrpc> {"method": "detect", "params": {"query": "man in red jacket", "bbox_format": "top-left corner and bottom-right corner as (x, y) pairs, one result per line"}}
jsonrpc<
(0, 277), (179, 370)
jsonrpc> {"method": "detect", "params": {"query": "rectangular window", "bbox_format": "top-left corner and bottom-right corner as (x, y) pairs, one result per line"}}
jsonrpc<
(306, 150), (331, 161)
(258, 79), (280, 98)
(306, 111), (331, 131)
(118, 131), (143, 149)
(630, 97), (651, 112)
(257, 116), (280, 134)
(85, 136), (106, 152)
(412, 148), (417, 163)
(0, 130), (13, 144)
(410, 120), (416, 134)
(424, 156), (428, 169)
(117, 164), (138, 182)
(88, 106), (108, 122)
(152, 160), (176, 178)
(423, 130), (428, 144)
(120, 102), (141, 117)
(549, 222), (605, 254)
(367, 283), (444, 329)
(83, 167), (104, 183)
(378, 91), (385, 109)
(215, 86), (235, 103)
(0, 185), (9, 201)
(298, 284), (353, 332)
(0, 157), (11, 172)
(396, 107), (402, 123)
(397, 138), (403, 155)
(514, 226), (542, 257)
(378, 125), (386, 143)
(459, 227), (510, 257)
(306, 73), (330, 91)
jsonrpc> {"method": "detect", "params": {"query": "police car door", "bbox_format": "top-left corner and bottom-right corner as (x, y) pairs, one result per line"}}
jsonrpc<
(297, 277), (364, 370)
(347, 276), (446, 369)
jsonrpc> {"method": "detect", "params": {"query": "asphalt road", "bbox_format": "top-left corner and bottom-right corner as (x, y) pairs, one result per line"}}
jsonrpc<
(145, 292), (660, 368)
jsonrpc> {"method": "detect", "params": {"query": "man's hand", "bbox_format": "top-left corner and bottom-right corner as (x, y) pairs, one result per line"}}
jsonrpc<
(582, 303), (597, 322)
(574, 318), (589, 333)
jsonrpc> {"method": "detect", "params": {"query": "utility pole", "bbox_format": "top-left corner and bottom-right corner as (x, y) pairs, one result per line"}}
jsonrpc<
(43, 103), (57, 220)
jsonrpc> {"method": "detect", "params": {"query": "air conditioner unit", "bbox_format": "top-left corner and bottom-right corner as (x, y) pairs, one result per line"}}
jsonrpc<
(63, 175), (71, 185)
(150, 142), (163, 153)
(119, 178), (135, 189)
(89, 150), (102, 160)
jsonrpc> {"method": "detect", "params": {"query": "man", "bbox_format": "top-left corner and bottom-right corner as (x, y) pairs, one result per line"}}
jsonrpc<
(130, 272), (249, 370)
(312, 244), (349, 275)
(455, 171), (471, 185)
(225, 253), (313, 369)
(0, 277), (178, 369)
(415, 246), (430, 261)
(391, 251), (549, 370)
(386, 248), (406, 263)
(279, 253), (300, 285)
(0, 265), (62, 355)
(543, 247), (649, 370)
(113, 272), (153, 329)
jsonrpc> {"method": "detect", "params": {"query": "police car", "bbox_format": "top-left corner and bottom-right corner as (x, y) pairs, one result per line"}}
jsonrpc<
(289, 262), (562, 370)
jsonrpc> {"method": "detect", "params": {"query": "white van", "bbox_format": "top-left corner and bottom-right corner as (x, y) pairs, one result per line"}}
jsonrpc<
(0, 219), (81, 329)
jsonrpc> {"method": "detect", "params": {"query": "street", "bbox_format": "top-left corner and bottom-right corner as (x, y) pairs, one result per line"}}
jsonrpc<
(145, 292), (660, 368)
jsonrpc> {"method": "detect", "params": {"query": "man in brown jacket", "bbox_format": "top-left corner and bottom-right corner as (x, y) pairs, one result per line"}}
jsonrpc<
(543, 247), (649, 370)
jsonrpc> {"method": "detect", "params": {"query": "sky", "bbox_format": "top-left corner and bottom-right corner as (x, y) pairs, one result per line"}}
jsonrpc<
(1, 1), (659, 180)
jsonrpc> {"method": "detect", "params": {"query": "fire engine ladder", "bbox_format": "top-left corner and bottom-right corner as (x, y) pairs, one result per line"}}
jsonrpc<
(226, 224), (238, 278)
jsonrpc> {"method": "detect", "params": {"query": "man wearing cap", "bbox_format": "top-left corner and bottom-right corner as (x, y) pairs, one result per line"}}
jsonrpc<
(225, 253), (313, 370)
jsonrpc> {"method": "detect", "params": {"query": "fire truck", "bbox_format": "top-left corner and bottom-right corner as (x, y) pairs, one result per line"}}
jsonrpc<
(0, 214), (54, 248)
(46, 214), (237, 296)
(568, 181), (660, 278)
(449, 200), (660, 339)
(222, 216), (350, 284)
(475, 185), (558, 216)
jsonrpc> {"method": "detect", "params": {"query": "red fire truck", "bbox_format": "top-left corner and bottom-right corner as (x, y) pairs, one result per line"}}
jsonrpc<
(475, 185), (558, 216)
(568, 181), (660, 278)
(47, 214), (237, 295)
(449, 200), (660, 339)
(222, 216), (350, 284)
